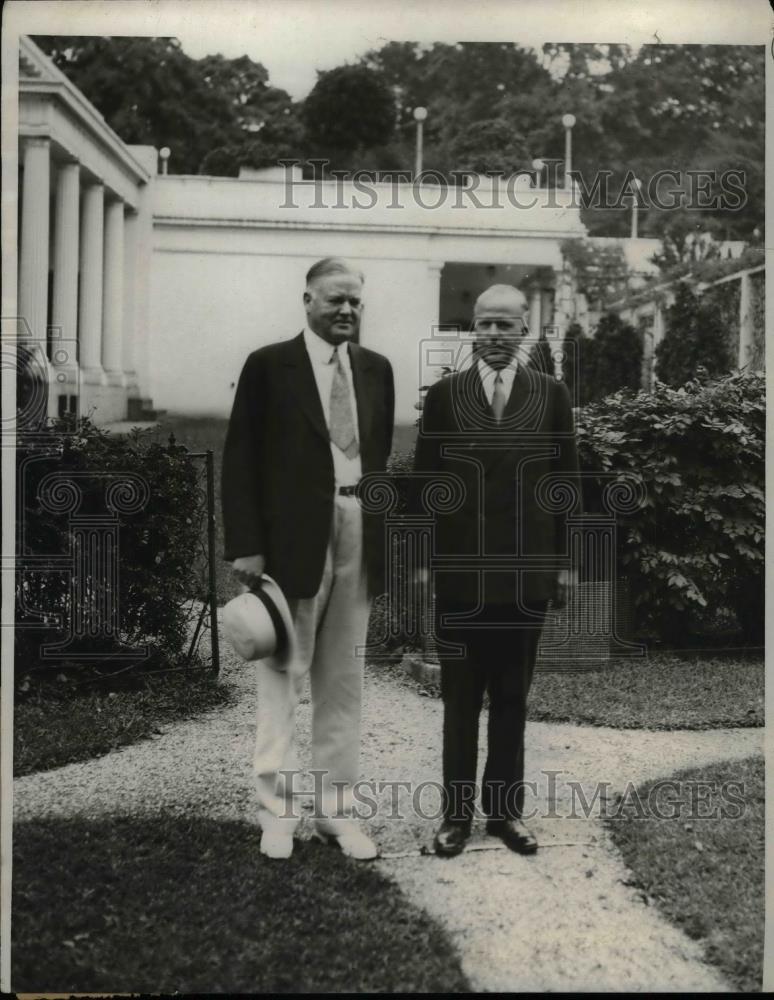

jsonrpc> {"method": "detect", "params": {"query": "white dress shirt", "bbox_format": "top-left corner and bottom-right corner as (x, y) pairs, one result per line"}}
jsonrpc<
(477, 355), (517, 408)
(303, 327), (362, 488)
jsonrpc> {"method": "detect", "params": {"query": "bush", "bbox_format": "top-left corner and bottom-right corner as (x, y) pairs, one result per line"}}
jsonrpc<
(576, 371), (764, 643)
(15, 418), (207, 683)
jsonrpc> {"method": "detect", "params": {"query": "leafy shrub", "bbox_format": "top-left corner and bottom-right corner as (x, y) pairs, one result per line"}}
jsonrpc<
(16, 418), (207, 681)
(576, 371), (764, 643)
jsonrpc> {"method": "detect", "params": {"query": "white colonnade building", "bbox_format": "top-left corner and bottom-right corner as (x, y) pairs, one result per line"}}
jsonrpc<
(16, 36), (588, 427)
(17, 35), (156, 423)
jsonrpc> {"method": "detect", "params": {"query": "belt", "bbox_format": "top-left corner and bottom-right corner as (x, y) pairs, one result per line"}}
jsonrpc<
(337, 485), (359, 497)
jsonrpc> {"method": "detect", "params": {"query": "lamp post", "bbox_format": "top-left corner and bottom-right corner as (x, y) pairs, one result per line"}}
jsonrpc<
(413, 106), (427, 177)
(159, 146), (171, 176)
(531, 158), (544, 187)
(630, 176), (642, 239)
(561, 113), (576, 189)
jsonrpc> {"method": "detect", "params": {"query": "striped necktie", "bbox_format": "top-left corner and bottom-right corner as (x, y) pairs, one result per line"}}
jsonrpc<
(329, 348), (359, 458)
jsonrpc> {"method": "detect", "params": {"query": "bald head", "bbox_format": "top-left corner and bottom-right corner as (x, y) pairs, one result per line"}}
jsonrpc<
(473, 284), (528, 318)
(472, 284), (529, 369)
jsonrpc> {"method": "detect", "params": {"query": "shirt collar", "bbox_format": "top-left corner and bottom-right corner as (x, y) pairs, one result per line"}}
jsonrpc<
(477, 354), (518, 389)
(304, 326), (347, 364)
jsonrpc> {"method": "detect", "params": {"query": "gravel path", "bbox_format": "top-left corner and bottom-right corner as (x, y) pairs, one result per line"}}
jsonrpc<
(14, 631), (762, 993)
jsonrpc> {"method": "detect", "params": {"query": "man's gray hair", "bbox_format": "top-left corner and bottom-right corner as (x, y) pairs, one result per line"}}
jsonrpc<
(305, 257), (364, 287)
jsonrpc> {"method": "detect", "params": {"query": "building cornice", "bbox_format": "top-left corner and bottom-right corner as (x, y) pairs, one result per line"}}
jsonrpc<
(152, 214), (584, 241)
(19, 36), (151, 185)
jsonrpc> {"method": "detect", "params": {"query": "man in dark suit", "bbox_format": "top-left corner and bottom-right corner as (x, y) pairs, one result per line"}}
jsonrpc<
(222, 257), (394, 860)
(412, 284), (579, 857)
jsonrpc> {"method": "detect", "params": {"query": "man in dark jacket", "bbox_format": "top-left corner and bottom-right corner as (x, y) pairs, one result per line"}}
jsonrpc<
(412, 284), (579, 857)
(222, 257), (394, 859)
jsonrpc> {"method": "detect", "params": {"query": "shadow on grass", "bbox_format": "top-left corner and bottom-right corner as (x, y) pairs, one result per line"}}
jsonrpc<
(12, 815), (470, 994)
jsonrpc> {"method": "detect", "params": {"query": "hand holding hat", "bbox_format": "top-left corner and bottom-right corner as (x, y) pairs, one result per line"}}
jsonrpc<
(223, 568), (297, 672)
(232, 554), (266, 590)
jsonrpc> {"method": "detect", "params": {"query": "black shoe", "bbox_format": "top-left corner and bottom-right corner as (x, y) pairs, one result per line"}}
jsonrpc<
(434, 819), (471, 857)
(486, 818), (538, 855)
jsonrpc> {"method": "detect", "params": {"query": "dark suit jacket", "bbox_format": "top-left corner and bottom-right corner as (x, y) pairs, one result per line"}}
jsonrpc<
(222, 332), (394, 599)
(412, 362), (580, 606)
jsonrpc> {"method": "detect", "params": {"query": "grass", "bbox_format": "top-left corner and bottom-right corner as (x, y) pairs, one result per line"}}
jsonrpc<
(373, 652), (764, 730)
(12, 815), (471, 994)
(606, 755), (764, 992)
(14, 669), (233, 777)
(527, 655), (764, 729)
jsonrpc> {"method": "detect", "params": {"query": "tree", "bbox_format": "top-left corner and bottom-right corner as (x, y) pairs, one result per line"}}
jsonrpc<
(449, 118), (532, 175)
(561, 239), (631, 308)
(648, 208), (725, 274)
(359, 41), (555, 175)
(302, 65), (396, 163)
(655, 284), (735, 387)
(32, 36), (299, 175)
(589, 314), (643, 399)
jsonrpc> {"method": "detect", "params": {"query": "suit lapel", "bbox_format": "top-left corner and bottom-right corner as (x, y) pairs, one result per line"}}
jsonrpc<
(349, 342), (374, 447)
(502, 364), (535, 422)
(283, 332), (329, 444)
(453, 362), (539, 472)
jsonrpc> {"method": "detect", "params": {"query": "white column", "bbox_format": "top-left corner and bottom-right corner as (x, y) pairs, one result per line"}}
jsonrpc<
(738, 272), (752, 369)
(78, 182), (105, 382)
(528, 285), (542, 339)
(19, 138), (51, 344)
(102, 198), (125, 385)
(122, 210), (139, 391)
(51, 161), (80, 377)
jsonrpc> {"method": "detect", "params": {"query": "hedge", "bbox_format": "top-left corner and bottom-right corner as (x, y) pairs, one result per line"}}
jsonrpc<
(376, 370), (764, 648)
(576, 370), (764, 643)
(15, 418), (208, 685)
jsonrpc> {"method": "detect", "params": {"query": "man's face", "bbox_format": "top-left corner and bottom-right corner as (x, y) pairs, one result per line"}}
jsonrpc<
(471, 300), (529, 369)
(303, 273), (363, 345)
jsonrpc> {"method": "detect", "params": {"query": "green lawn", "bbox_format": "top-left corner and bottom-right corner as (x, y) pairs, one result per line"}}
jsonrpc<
(606, 755), (764, 992)
(12, 815), (470, 994)
(379, 653), (764, 730)
(528, 654), (764, 729)
(14, 670), (232, 777)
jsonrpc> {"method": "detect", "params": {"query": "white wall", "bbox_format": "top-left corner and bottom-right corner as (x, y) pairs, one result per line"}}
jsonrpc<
(149, 239), (441, 424)
(147, 174), (584, 424)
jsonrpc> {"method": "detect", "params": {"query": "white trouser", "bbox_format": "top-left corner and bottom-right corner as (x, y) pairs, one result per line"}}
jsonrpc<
(253, 495), (370, 833)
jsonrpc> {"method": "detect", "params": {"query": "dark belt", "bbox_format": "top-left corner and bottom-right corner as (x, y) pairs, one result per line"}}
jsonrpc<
(338, 484), (359, 497)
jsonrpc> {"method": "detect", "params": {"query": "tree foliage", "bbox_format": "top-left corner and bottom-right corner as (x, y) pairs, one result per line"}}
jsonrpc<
(588, 314), (643, 401)
(562, 314), (642, 404)
(302, 65), (396, 161)
(576, 370), (764, 644)
(655, 284), (735, 387)
(561, 238), (631, 305)
(32, 36), (764, 237)
(32, 35), (300, 175)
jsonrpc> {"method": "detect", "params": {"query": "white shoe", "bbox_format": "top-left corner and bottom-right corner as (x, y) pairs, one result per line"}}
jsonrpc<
(314, 821), (378, 860)
(260, 826), (294, 859)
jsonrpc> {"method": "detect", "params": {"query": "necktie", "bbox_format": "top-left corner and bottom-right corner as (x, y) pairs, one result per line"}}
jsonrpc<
(491, 371), (507, 423)
(329, 348), (359, 459)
